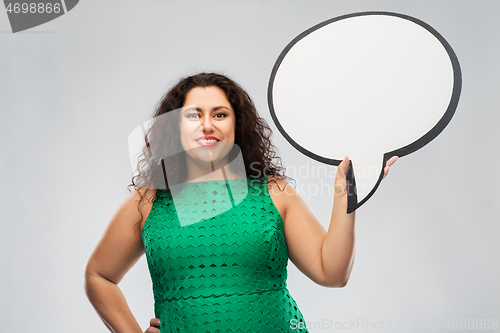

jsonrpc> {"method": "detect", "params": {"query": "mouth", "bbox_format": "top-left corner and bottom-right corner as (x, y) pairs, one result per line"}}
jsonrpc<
(196, 136), (220, 147)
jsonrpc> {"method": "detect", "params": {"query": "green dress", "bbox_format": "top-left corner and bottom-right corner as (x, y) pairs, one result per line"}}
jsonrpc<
(142, 177), (309, 332)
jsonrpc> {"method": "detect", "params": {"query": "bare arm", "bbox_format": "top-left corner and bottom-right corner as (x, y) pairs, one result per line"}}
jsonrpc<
(269, 156), (397, 287)
(84, 189), (155, 333)
(321, 156), (356, 287)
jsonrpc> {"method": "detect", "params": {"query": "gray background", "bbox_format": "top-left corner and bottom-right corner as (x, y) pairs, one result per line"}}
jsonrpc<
(1, 0), (499, 332)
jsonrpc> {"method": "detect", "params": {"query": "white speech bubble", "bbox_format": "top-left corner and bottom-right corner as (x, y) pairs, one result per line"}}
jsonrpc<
(268, 12), (461, 212)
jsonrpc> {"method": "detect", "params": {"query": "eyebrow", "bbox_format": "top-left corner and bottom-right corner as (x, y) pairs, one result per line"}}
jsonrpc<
(182, 106), (232, 113)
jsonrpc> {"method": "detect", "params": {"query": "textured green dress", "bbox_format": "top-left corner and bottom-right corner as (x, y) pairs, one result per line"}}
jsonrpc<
(142, 177), (309, 332)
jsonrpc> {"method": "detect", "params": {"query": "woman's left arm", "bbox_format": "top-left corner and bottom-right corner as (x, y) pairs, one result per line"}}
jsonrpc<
(270, 156), (398, 288)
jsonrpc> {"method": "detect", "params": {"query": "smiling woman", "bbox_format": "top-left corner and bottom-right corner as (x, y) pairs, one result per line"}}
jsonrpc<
(180, 86), (236, 179)
(84, 72), (397, 333)
(130, 73), (287, 194)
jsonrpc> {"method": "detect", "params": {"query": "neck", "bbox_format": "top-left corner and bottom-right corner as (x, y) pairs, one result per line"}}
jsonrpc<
(185, 156), (241, 183)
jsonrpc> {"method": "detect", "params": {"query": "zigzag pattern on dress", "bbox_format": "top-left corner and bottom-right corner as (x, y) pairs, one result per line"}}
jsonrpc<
(142, 177), (309, 332)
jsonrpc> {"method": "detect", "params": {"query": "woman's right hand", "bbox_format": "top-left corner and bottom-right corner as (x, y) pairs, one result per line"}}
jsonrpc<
(145, 318), (161, 333)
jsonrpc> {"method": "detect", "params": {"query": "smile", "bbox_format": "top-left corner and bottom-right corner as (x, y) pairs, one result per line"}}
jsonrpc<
(196, 136), (220, 147)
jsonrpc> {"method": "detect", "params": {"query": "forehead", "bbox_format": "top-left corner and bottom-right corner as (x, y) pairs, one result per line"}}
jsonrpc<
(183, 86), (232, 109)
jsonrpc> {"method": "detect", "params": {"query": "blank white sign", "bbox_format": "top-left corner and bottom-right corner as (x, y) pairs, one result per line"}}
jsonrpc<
(268, 12), (461, 212)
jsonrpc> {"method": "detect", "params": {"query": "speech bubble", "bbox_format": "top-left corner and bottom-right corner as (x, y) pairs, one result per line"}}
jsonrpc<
(128, 107), (248, 227)
(268, 11), (462, 213)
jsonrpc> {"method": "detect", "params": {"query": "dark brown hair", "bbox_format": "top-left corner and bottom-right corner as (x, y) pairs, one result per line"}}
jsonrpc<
(128, 72), (291, 216)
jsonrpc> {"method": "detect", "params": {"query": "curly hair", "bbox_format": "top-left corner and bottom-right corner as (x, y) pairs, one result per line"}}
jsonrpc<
(128, 72), (292, 217)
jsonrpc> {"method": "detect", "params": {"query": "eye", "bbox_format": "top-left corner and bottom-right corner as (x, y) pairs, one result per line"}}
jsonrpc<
(186, 113), (200, 119)
(214, 113), (228, 119)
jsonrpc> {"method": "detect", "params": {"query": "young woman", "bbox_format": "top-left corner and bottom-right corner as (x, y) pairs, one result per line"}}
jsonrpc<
(84, 73), (398, 333)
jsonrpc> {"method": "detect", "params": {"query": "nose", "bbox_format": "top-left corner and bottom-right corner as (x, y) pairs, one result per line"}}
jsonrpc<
(200, 114), (214, 132)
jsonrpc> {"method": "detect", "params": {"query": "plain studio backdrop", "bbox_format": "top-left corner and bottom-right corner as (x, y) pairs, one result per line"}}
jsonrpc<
(1, 1), (499, 332)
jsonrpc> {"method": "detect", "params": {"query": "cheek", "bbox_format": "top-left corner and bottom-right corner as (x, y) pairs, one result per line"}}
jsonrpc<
(224, 123), (236, 141)
(179, 124), (186, 142)
(179, 120), (196, 145)
(228, 118), (236, 140)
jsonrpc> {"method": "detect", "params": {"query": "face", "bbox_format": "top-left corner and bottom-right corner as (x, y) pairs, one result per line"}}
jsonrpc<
(180, 86), (236, 171)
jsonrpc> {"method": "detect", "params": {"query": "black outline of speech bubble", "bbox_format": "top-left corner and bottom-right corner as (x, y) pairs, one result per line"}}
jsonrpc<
(268, 11), (462, 213)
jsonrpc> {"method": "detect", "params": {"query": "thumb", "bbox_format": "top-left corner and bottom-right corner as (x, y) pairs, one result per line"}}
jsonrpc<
(336, 156), (350, 179)
(334, 156), (350, 196)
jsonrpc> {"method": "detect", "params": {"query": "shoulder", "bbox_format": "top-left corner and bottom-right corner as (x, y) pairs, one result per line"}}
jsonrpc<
(266, 175), (296, 197)
(121, 187), (158, 231)
(85, 188), (158, 283)
(265, 176), (299, 219)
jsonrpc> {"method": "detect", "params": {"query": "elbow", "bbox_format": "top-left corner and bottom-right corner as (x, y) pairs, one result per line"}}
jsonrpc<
(336, 278), (349, 288)
(324, 280), (349, 288)
(321, 274), (350, 288)
(83, 263), (95, 297)
(84, 262), (104, 298)
(83, 262), (118, 295)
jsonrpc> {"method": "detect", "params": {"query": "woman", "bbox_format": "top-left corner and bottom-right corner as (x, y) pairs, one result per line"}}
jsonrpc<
(85, 73), (398, 332)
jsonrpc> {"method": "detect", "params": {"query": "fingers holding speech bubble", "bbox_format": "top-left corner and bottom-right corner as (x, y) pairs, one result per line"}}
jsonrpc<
(268, 11), (462, 213)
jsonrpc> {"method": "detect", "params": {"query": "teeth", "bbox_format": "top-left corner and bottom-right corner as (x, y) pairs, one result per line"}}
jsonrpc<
(197, 139), (218, 143)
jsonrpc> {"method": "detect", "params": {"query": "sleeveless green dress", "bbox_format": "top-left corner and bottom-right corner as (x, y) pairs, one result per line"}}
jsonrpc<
(142, 177), (309, 332)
